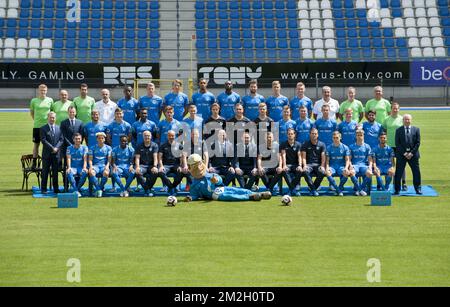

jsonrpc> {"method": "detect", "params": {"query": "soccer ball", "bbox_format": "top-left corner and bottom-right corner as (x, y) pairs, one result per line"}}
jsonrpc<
(281, 195), (293, 206)
(166, 196), (178, 207)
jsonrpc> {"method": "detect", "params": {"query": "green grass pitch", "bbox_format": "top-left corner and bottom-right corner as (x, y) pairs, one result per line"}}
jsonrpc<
(0, 111), (449, 286)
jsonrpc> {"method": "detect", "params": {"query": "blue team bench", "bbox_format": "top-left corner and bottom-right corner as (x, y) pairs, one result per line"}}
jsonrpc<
(31, 185), (439, 198)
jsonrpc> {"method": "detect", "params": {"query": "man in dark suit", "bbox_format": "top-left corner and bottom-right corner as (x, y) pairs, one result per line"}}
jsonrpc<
(394, 114), (422, 195)
(40, 112), (64, 193)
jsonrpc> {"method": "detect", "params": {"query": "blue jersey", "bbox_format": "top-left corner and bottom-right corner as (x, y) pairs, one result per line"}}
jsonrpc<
(106, 121), (132, 148)
(350, 143), (372, 166)
(182, 116), (203, 131)
(373, 145), (394, 168)
(295, 118), (314, 144)
(132, 119), (157, 147)
(338, 120), (358, 147)
(191, 91), (215, 119)
(66, 145), (88, 169)
(190, 172), (223, 201)
(363, 121), (383, 149)
(242, 94), (265, 121)
(266, 95), (289, 122)
(326, 143), (350, 169)
(290, 96), (313, 120)
(117, 97), (139, 125)
(164, 92), (189, 121)
(112, 145), (135, 168)
(278, 119), (297, 144)
(89, 144), (112, 167)
(83, 121), (106, 148)
(314, 118), (337, 147)
(157, 119), (181, 144)
(217, 91), (240, 120)
(138, 95), (163, 124)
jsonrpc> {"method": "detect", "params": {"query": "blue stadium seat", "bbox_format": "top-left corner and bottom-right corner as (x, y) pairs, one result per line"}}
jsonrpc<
(18, 29), (29, 37)
(138, 50), (148, 59)
(242, 21), (252, 29)
(348, 29), (357, 38)
(396, 38), (407, 47)
(33, 0), (43, 8)
(219, 20), (229, 28)
(219, 30), (228, 39)
(21, 0), (31, 8)
(220, 40), (229, 49)
(267, 49), (277, 60)
(358, 19), (369, 28)
(90, 39), (100, 48)
(231, 39), (241, 48)
(207, 11), (216, 19)
(371, 28), (381, 37)
(277, 20), (287, 29)
(209, 49), (219, 60)
(350, 49), (361, 59)
(369, 21), (381, 28)
(266, 29), (275, 38)
(336, 20), (345, 28)
(218, 2), (228, 10)
(264, 0), (273, 9)
(332, 0), (342, 8)
(19, 19), (29, 27)
(103, 10), (112, 19)
(265, 20), (275, 29)
(360, 38), (370, 48)
(344, 0), (354, 8)
(253, 10), (263, 19)
(275, 1), (285, 9)
(380, 0), (389, 7)
(241, 1), (250, 9)
(347, 19), (357, 28)
(337, 41), (347, 49)
(336, 29), (346, 38)
(333, 10), (344, 19)
(279, 49), (289, 61)
(391, 9), (402, 18)
(359, 29), (369, 37)
(291, 49), (300, 59)
(127, 20), (136, 29)
(20, 9), (30, 18)
(230, 20), (240, 29)
(150, 31), (160, 39)
(443, 27), (450, 36)
(138, 31), (146, 39)
(150, 11), (159, 19)
(197, 49), (206, 61)
(196, 21), (205, 29)
(445, 38), (450, 47)
(78, 39), (88, 49)
(356, 9), (366, 18)
(126, 1), (136, 10)
(348, 39), (359, 48)
(80, 20), (88, 28)
(114, 30), (124, 39)
(243, 40), (253, 49)
(78, 50), (87, 59)
(150, 21), (159, 29)
(208, 40), (217, 49)
(55, 9), (65, 18)
(53, 49), (63, 59)
(345, 10), (355, 18)
(91, 20), (100, 29)
(373, 38), (383, 48)
(55, 29), (64, 38)
(362, 49), (372, 58)
(43, 19), (53, 29)
(115, 1), (125, 10)
(241, 10), (251, 19)
(255, 40), (265, 49)
(32, 9), (41, 18)
(255, 31), (264, 39)
(289, 30), (299, 39)
(276, 10), (286, 19)
(195, 1), (204, 10)
(207, 1), (216, 10)
(253, 1), (263, 9)
(138, 40), (148, 49)
(278, 40), (288, 49)
(338, 49), (348, 58)
(266, 40), (276, 49)
(383, 28), (393, 37)
(91, 30), (100, 39)
(138, 20), (147, 29)
(442, 18), (450, 27)
(138, 11), (147, 19)
(31, 19), (40, 28)
(243, 30), (252, 39)
(438, 0), (448, 6)
(150, 41), (160, 49)
(103, 20), (112, 29)
(278, 31), (287, 39)
(66, 40), (75, 49)
(374, 49), (385, 58)
(244, 49), (254, 59)
(149, 1), (159, 10)
(91, 9), (101, 19)
(208, 30), (217, 39)
(127, 11), (136, 20)
(103, 31), (112, 39)
(288, 10), (297, 19)
(208, 20), (217, 29)
(230, 11), (239, 19)
(220, 49), (230, 61)
(254, 20), (263, 29)
(391, 0), (401, 7)
(387, 49), (396, 58)
(102, 40), (112, 48)
(398, 48), (408, 58)
(54, 40), (64, 49)
(287, 0), (297, 10)
(218, 11), (227, 19)
(264, 11), (274, 19)
(385, 38), (394, 48)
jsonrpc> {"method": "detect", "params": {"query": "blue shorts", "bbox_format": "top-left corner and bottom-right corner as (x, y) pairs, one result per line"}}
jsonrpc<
(377, 165), (392, 176)
(353, 164), (369, 176)
(329, 166), (346, 176)
(68, 167), (86, 176)
(92, 165), (108, 176)
(114, 166), (134, 177)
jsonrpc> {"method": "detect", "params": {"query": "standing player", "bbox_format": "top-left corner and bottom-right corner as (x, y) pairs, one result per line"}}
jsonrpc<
(138, 82), (163, 125)
(157, 106), (182, 144)
(134, 131), (159, 196)
(228, 103), (252, 146)
(131, 108), (157, 148)
(338, 87), (364, 122)
(30, 84), (54, 169)
(280, 128), (303, 196)
(111, 136), (135, 197)
(278, 106), (297, 144)
(266, 81), (289, 122)
(362, 110), (383, 150)
(164, 79), (189, 121)
(191, 78), (216, 120)
(314, 104), (337, 147)
(82, 110), (106, 149)
(182, 104), (204, 142)
(365, 86), (391, 124)
(372, 132), (395, 191)
(295, 106), (314, 144)
(349, 130), (373, 196)
(203, 103), (226, 141)
(94, 89), (117, 125)
(290, 82), (313, 120)
(117, 86), (140, 125)
(313, 86), (340, 120)
(52, 90), (73, 125)
(338, 108), (359, 147)
(254, 103), (274, 145)
(73, 83), (96, 124)
(300, 128), (327, 196)
(106, 108), (132, 149)
(66, 133), (88, 197)
(242, 79), (265, 121)
(88, 132), (112, 198)
(217, 80), (240, 120)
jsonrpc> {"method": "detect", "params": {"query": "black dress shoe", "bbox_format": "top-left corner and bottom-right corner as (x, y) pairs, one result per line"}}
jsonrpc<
(402, 184), (408, 191)
(415, 188), (422, 195)
(42, 190), (48, 194)
(393, 191), (400, 195)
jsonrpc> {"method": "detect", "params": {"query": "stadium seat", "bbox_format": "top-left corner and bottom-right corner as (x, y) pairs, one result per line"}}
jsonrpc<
(350, 49), (361, 59)
(435, 47), (446, 57)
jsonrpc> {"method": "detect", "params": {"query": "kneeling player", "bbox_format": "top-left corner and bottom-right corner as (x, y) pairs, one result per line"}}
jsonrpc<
(349, 130), (373, 196)
(66, 133), (88, 196)
(185, 154), (271, 202)
(111, 136), (135, 197)
(372, 132), (395, 191)
(88, 132), (112, 197)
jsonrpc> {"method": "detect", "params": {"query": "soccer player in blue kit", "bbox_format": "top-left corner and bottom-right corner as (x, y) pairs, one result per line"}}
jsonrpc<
(349, 130), (374, 196)
(184, 154), (272, 202)
(278, 106), (297, 144)
(157, 106), (182, 144)
(182, 104), (204, 140)
(295, 106), (313, 144)
(242, 79), (265, 121)
(290, 82), (313, 120)
(88, 132), (112, 198)
(314, 104), (337, 147)
(191, 78), (216, 119)
(131, 108), (157, 148)
(66, 133), (88, 197)
(266, 81), (289, 122)
(338, 108), (359, 147)
(217, 80), (240, 120)
(138, 82), (163, 125)
(363, 110), (383, 150)
(164, 79), (189, 121)
(372, 132), (395, 191)
(106, 108), (132, 148)
(117, 86), (139, 125)
(111, 136), (135, 197)
(82, 110), (106, 149)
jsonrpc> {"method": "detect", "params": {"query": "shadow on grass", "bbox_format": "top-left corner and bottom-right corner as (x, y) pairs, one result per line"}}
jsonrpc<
(1, 189), (33, 197)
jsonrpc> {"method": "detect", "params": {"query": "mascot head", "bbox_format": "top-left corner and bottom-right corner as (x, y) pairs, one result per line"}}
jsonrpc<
(187, 154), (206, 179)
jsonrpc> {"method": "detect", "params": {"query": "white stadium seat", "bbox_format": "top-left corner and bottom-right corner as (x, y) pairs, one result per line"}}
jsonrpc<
(0, 38), (3, 48)
(380, 8), (391, 18)
(298, 10), (308, 19)
(15, 49), (27, 58)
(0, 0), (6, 8)
(323, 19), (334, 29)
(425, 0), (436, 8)
(298, 1), (308, 10)
(28, 49), (40, 59)
(0, 49), (2, 58)
(323, 29), (335, 38)
(393, 18), (404, 28)
(420, 37), (432, 47)
(429, 17), (440, 27)
(408, 37), (420, 47)
(312, 29), (323, 39)
(417, 17), (428, 27)
(402, 0), (413, 7)
(16, 38), (28, 48)
(322, 9), (332, 19)
(300, 29), (311, 39)
(418, 27), (430, 37)
(326, 49), (337, 58)
(0, 8), (5, 18)
(311, 19), (321, 29)
(423, 47), (434, 57)
(310, 10), (321, 19)
(302, 49), (313, 59)
(29, 39), (40, 49)
(325, 39), (335, 49)
(411, 48), (422, 57)
(4, 38), (15, 48)
(404, 8), (414, 18)
(321, 0), (331, 9)
(367, 9), (381, 22)
(427, 8), (438, 17)
(366, 0), (379, 9)
(434, 47), (446, 57)
(415, 8), (426, 18)
(41, 49), (52, 59)
(7, 8), (17, 18)
(395, 28), (406, 37)
(9, 0), (20, 8)
(356, 0), (366, 9)
(299, 19), (310, 29)
(432, 37), (444, 47)
(315, 49), (325, 59)
(381, 18), (392, 28)
(302, 39), (312, 49)
(430, 27), (442, 37)
(309, 0), (320, 9)
(407, 27), (418, 37)
(405, 18), (416, 27)
(414, 0), (425, 7)
(42, 39), (52, 49)
(313, 39), (324, 49)
(3, 48), (15, 58)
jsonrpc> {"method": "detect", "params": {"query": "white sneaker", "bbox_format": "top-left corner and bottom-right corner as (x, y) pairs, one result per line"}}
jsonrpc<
(338, 192), (344, 197)
(96, 190), (103, 198)
(251, 184), (259, 192)
(77, 192), (82, 198)
(123, 191), (129, 198)
(119, 192), (124, 197)
(359, 190), (367, 196)
(354, 191), (360, 196)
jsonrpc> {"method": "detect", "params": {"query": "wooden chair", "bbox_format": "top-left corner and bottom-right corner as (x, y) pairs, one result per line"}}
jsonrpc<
(21, 154), (42, 191)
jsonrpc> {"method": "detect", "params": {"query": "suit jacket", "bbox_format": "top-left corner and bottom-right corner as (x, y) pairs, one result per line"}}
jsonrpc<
(60, 118), (84, 148)
(233, 143), (258, 169)
(209, 141), (235, 168)
(395, 125), (420, 158)
(40, 124), (64, 159)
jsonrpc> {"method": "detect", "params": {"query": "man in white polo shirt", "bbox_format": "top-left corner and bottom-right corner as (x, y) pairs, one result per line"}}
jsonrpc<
(94, 89), (117, 125)
(313, 86), (340, 121)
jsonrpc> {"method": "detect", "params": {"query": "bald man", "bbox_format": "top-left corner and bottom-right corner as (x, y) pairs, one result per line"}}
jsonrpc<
(94, 89), (117, 125)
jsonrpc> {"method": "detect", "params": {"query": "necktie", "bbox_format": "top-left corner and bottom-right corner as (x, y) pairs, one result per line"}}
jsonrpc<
(406, 127), (411, 146)
(50, 125), (54, 135)
(71, 119), (75, 127)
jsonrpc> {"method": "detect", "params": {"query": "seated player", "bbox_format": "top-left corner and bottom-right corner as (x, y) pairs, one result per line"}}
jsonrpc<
(185, 154), (272, 202)
(66, 133), (88, 197)
(362, 109), (383, 150)
(256, 132), (283, 195)
(278, 105), (297, 144)
(349, 130), (374, 196)
(131, 108), (157, 149)
(111, 136), (135, 197)
(106, 108), (132, 149)
(158, 130), (187, 195)
(134, 131), (159, 196)
(372, 132), (395, 191)
(207, 129), (235, 186)
(88, 132), (112, 198)
(301, 128), (327, 196)
(338, 108), (359, 147)
(295, 105), (314, 144)
(313, 104), (337, 147)
(82, 110), (106, 149)
(325, 131), (355, 196)
(280, 128), (303, 196)
(234, 132), (258, 190)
